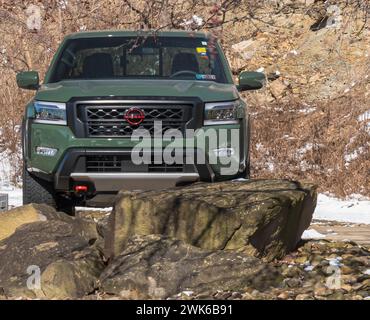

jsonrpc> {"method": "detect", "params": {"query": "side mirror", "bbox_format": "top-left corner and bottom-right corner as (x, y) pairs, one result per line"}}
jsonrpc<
(16, 71), (40, 90)
(237, 71), (265, 91)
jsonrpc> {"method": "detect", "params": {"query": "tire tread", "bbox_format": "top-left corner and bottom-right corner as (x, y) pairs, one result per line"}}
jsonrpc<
(23, 168), (56, 207)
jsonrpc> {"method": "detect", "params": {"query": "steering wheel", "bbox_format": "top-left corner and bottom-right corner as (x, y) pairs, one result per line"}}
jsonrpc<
(170, 70), (198, 78)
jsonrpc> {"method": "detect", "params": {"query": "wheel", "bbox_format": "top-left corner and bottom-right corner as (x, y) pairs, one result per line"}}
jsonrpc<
(236, 117), (251, 180)
(55, 196), (76, 216)
(23, 166), (56, 207)
(23, 167), (75, 215)
(237, 162), (250, 180)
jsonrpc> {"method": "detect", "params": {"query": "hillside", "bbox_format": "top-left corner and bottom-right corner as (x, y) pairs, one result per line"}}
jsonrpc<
(0, 0), (369, 196)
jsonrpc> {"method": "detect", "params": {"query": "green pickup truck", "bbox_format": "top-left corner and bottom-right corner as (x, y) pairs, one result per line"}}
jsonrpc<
(17, 30), (264, 214)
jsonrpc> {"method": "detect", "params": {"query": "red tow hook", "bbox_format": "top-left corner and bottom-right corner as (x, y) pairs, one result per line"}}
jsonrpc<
(74, 185), (88, 193)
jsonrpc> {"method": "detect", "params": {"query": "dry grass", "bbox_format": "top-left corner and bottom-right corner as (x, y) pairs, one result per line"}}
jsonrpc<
(248, 82), (370, 197)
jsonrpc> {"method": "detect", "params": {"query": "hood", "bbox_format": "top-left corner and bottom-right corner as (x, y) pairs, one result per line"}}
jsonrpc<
(35, 80), (239, 103)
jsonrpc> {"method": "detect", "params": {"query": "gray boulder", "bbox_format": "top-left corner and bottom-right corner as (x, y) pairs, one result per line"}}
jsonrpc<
(105, 179), (317, 261)
(100, 234), (283, 299)
(0, 204), (104, 299)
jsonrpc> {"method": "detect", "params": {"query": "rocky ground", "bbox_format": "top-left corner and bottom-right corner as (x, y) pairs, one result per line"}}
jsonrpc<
(2, 235), (368, 300)
(0, 180), (369, 300)
(169, 240), (370, 301)
(227, 1), (370, 104)
(309, 221), (370, 246)
(79, 236), (369, 301)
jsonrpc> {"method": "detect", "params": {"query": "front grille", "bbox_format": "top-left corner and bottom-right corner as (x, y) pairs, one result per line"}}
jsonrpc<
(78, 103), (191, 137)
(86, 155), (185, 173)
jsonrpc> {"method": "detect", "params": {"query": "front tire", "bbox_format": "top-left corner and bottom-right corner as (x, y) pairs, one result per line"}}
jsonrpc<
(237, 162), (250, 179)
(23, 167), (75, 215)
(23, 167), (56, 207)
(56, 196), (76, 216)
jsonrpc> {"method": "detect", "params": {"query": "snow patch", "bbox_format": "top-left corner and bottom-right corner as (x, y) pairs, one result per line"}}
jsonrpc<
(304, 265), (314, 272)
(297, 143), (313, 157)
(301, 229), (326, 240)
(290, 49), (299, 55)
(75, 206), (112, 212)
(298, 106), (316, 114)
(326, 257), (342, 267)
(344, 145), (367, 165)
(0, 150), (22, 209)
(358, 110), (370, 122)
(314, 193), (370, 224)
(0, 151), (21, 187)
(358, 110), (370, 134)
(0, 187), (22, 209)
(182, 290), (194, 297)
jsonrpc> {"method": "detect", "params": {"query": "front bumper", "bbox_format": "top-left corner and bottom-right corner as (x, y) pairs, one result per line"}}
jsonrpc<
(71, 172), (200, 191)
(25, 119), (248, 194)
(46, 148), (215, 192)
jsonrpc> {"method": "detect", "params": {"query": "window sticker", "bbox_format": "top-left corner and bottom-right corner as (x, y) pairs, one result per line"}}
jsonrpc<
(201, 41), (208, 46)
(196, 47), (207, 53)
(196, 74), (216, 80)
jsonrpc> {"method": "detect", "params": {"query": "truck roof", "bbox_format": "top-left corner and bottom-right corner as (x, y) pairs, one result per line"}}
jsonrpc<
(65, 30), (210, 40)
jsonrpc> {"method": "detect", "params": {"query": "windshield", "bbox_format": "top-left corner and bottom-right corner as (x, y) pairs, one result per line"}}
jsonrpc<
(49, 36), (228, 83)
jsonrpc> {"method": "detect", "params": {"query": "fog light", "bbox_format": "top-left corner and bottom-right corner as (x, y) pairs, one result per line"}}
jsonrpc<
(35, 147), (58, 157)
(213, 148), (235, 157)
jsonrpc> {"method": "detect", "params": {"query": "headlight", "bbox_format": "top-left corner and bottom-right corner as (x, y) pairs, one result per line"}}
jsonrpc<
(204, 100), (241, 125)
(34, 101), (67, 125)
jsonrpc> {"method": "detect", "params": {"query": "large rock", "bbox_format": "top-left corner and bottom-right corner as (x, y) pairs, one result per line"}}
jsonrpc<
(0, 204), (104, 299)
(106, 179), (317, 261)
(0, 204), (54, 241)
(100, 235), (283, 299)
